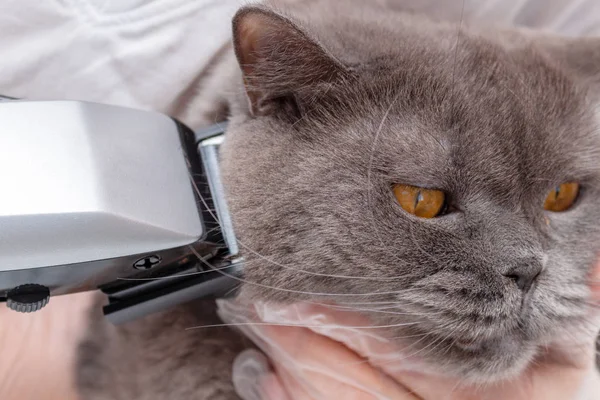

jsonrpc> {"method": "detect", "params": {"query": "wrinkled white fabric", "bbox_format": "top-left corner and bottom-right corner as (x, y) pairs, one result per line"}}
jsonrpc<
(0, 0), (244, 116)
(1, 0), (599, 118)
(416, 0), (600, 36)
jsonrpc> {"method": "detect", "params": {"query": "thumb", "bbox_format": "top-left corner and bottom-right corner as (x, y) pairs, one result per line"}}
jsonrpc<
(535, 259), (600, 370)
(232, 349), (277, 400)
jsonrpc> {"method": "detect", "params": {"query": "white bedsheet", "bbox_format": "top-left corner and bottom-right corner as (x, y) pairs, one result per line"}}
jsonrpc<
(0, 0), (244, 116)
(0, 0), (599, 119)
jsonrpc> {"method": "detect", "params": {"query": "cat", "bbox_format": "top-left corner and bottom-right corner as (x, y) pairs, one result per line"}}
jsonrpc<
(77, 1), (600, 399)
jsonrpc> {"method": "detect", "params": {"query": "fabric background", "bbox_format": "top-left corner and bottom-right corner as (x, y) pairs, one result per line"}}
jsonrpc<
(1, 0), (599, 118)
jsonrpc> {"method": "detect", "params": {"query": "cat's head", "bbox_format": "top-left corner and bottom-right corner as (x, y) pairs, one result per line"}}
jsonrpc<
(220, 3), (600, 382)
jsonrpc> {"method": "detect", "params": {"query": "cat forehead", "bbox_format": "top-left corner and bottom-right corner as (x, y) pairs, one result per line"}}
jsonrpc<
(354, 38), (594, 156)
(326, 63), (600, 192)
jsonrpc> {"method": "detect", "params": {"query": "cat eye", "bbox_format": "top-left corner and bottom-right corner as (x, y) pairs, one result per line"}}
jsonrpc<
(543, 182), (580, 212)
(393, 184), (447, 218)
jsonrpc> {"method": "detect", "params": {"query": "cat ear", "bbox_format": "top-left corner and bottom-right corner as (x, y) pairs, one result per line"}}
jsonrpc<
(232, 6), (348, 118)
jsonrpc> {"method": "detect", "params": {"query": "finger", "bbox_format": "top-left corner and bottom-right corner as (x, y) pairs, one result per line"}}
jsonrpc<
(256, 302), (423, 372)
(0, 291), (94, 400)
(220, 300), (431, 398)
(246, 301), (450, 398)
(272, 366), (319, 400)
(272, 355), (420, 400)
(259, 323), (422, 400)
(232, 349), (298, 400)
(261, 373), (293, 400)
(538, 260), (600, 369)
(255, 302), (595, 400)
(219, 301), (326, 399)
(232, 349), (272, 400)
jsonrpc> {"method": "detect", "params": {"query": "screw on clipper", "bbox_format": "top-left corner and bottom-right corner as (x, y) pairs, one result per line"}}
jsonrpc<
(133, 255), (162, 270)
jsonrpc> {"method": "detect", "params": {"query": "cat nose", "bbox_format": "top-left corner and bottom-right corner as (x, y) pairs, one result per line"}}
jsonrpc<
(502, 260), (543, 293)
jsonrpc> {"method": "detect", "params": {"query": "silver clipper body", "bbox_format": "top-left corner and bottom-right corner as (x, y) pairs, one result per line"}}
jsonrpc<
(0, 99), (239, 323)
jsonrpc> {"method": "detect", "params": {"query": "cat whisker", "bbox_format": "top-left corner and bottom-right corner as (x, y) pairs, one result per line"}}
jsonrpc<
(189, 245), (421, 297)
(388, 321), (457, 343)
(306, 325), (447, 370)
(365, 92), (421, 269)
(441, 378), (466, 400)
(320, 302), (444, 317)
(334, 308), (438, 317)
(223, 283), (242, 298)
(235, 246), (407, 281)
(562, 327), (597, 348)
(184, 320), (422, 331)
(187, 165), (419, 282)
(364, 93), (450, 271)
(116, 270), (225, 281)
(381, 323), (463, 366)
(326, 302), (413, 311)
(332, 300), (403, 306)
(338, 322), (461, 370)
(387, 329), (441, 342)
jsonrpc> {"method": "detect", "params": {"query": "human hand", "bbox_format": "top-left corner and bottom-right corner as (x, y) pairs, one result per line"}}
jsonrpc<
(0, 291), (94, 400)
(220, 264), (600, 400)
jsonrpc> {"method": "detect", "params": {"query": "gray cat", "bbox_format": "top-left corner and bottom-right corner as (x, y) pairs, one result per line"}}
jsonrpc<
(77, 1), (600, 399)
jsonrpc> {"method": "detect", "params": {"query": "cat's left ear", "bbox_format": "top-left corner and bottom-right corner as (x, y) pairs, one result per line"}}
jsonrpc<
(232, 6), (349, 119)
(539, 37), (600, 87)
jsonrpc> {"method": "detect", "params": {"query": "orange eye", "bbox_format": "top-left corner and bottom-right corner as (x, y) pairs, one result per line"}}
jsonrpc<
(393, 184), (446, 218)
(543, 182), (580, 212)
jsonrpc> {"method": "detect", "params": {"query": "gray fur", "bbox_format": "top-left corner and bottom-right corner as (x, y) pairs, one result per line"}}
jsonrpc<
(78, 0), (600, 398)
(77, 295), (249, 399)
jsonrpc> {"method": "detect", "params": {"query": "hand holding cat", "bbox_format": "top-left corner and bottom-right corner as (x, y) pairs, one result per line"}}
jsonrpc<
(220, 263), (600, 400)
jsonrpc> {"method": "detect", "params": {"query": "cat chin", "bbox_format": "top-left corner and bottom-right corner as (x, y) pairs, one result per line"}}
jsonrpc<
(448, 354), (535, 385)
(392, 334), (539, 384)
(381, 347), (536, 386)
(424, 355), (535, 385)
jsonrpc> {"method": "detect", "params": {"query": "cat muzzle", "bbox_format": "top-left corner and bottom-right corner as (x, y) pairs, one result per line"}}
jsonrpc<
(0, 97), (239, 324)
